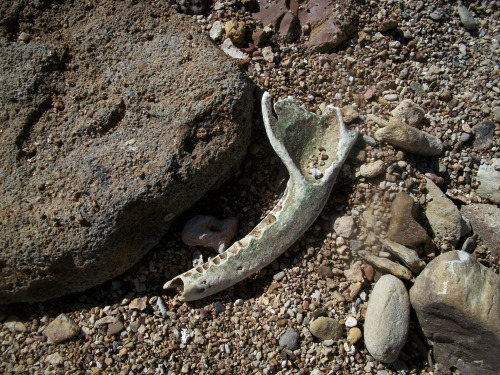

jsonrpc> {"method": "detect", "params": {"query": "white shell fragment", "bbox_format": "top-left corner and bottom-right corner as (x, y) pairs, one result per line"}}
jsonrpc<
(164, 92), (358, 301)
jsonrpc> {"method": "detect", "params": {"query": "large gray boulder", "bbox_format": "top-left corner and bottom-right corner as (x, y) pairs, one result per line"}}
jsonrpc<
(0, 1), (253, 303)
(410, 251), (500, 375)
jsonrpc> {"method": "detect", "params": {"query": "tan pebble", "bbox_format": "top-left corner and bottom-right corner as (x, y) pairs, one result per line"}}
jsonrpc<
(347, 327), (362, 345)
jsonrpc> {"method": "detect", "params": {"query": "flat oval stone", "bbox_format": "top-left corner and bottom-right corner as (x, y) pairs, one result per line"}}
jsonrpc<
(364, 274), (410, 363)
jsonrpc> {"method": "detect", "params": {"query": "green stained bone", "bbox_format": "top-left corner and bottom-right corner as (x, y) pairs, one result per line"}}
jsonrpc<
(163, 92), (358, 301)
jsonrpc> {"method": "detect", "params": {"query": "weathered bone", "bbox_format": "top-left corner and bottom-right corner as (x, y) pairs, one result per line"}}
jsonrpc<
(163, 92), (358, 301)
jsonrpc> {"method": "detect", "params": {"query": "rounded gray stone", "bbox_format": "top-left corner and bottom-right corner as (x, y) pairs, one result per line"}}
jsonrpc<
(309, 317), (343, 341)
(279, 327), (300, 350)
(364, 274), (410, 363)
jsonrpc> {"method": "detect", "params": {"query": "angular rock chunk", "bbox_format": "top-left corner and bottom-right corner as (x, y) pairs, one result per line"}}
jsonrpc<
(364, 275), (410, 363)
(358, 250), (413, 280)
(390, 99), (425, 127)
(374, 119), (443, 156)
(43, 313), (81, 344)
(425, 178), (462, 246)
(387, 192), (432, 248)
(472, 120), (495, 151)
(0, 1), (253, 303)
(460, 204), (500, 257)
(382, 239), (426, 273)
(410, 251), (500, 375)
(476, 158), (500, 204)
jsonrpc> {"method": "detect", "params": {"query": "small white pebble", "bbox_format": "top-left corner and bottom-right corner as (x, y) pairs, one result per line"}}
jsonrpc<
(345, 316), (358, 328)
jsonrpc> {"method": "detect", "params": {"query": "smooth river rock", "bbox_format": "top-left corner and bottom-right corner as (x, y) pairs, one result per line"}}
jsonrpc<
(0, 1), (253, 303)
(364, 275), (410, 363)
(410, 251), (500, 375)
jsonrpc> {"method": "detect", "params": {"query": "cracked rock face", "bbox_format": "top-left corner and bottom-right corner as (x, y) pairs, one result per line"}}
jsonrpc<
(0, 1), (253, 303)
(410, 251), (500, 375)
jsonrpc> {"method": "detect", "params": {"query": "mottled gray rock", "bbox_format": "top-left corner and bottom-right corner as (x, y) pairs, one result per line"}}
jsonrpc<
(0, 2), (253, 303)
(309, 317), (343, 341)
(279, 328), (300, 350)
(359, 160), (385, 178)
(410, 251), (500, 375)
(460, 204), (500, 257)
(492, 106), (500, 122)
(390, 99), (425, 127)
(476, 158), (500, 204)
(425, 178), (462, 246)
(364, 275), (410, 363)
(457, 5), (477, 31)
(387, 192), (433, 248)
(374, 119), (443, 156)
(382, 239), (426, 273)
(43, 313), (81, 344)
(472, 120), (495, 151)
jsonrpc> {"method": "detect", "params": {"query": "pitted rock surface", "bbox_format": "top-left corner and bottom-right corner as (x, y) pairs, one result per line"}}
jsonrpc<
(0, 1), (253, 303)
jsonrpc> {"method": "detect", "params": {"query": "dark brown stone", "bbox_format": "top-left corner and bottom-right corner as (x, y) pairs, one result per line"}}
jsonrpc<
(0, 1), (253, 303)
(387, 192), (432, 247)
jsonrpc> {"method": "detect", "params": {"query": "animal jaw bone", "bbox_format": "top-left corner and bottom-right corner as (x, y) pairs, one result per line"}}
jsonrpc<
(164, 92), (358, 301)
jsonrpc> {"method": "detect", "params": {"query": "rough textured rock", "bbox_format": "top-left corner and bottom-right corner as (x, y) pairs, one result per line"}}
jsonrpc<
(43, 313), (81, 344)
(252, 0), (358, 51)
(460, 204), (500, 257)
(309, 317), (343, 341)
(333, 215), (356, 238)
(410, 251), (500, 375)
(476, 158), (500, 204)
(374, 119), (443, 156)
(387, 192), (433, 248)
(425, 177), (462, 246)
(472, 120), (495, 151)
(225, 20), (246, 44)
(390, 99), (425, 127)
(0, 2), (253, 303)
(364, 275), (410, 363)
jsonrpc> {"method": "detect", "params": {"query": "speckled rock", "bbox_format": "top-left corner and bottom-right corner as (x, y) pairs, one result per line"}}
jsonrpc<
(364, 275), (410, 363)
(410, 251), (500, 375)
(225, 20), (246, 44)
(309, 317), (343, 341)
(0, 3), (253, 303)
(333, 215), (356, 238)
(472, 120), (495, 151)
